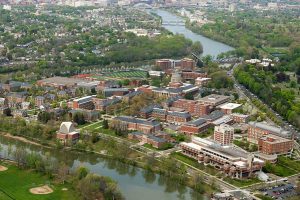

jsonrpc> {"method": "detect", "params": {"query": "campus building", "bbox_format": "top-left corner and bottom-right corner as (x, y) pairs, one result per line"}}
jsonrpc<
(198, 94), (231, 107)
(258, 134), (294, 155)
(113, 116), (161, 134)
(219, 103), (242, 114)
(231, 113), (249, 123)
(248, 121), (293, 144)
(128, 131), (168, 149)
(56, 122), (80, 145)
(180, 137), (264, 178)
(180, 118), (211, 136)
(171, 99), (211, 117)
(213, 124), (234, 145)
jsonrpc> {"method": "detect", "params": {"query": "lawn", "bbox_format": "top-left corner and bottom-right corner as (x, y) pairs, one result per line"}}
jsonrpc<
(0, 162), (79, 200)
(98, 127), (116, 136)
(223, 177), (261, 187)
(81, 121), (103, 132)
(171, 152), (218, 175)
(0, 190), (13, 200)
(263, 156), (300, 177)
(105, 70), (147, 78)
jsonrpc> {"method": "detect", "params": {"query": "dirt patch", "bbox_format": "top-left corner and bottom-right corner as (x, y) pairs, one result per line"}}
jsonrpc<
(0, 165), (8, 171)
(29, 185), (53, 194)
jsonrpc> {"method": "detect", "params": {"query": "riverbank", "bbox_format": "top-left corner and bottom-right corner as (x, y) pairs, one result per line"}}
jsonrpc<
(1, 133), (44, 147)
(0, 133), (214, 199)
(0, 161), (79, 200)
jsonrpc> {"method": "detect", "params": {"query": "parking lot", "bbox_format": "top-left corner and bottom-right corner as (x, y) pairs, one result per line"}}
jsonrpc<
(260, 183), (297, 199)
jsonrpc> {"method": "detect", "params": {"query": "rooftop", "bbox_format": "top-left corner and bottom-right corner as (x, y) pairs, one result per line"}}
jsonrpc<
(249, 121), (292, 138)
(115, 116), (161, 127)
(219, 103), (242, 110)
(199, 94), (230, 104)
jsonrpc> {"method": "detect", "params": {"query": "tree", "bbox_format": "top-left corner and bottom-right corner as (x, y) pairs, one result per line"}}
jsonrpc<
(103, 119), (109, 129)
(13, 147), (28, 168)
(73, 112), (86, 125)
(57, 162), (69, 184)
(76, 166), (89, 180)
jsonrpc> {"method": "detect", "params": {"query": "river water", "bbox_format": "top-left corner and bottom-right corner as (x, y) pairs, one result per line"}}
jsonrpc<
(152, 9), (234, 58)
(0, 136), (206, 200)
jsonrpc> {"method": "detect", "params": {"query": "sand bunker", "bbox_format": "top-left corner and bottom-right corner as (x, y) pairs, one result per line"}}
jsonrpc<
(0, 165), (8, 171)
(30, 185), (53, 194)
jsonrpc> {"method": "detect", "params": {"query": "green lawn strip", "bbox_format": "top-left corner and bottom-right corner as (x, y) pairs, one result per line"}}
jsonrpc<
(0, 163), (78, 200)
(223, 177), (261, 187)
(263, 156), (299, 177)
(171, 152), (218, 176)
(81, 121), (103, 131)
(255, 194), (273, 200)
(277, 156), (300, 172)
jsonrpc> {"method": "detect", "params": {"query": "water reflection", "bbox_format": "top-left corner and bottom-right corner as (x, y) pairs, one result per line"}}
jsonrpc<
(152, 9), (234, 57)
(0, 136), (205, 200)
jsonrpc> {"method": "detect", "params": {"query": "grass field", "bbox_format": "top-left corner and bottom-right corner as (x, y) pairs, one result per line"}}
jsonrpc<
(263, 156), (300, 177)
(223, 177), (261, 187)
(171, 152), (218, 175)
(0, 162), (79, 200)
(0, 190), (13, 200)
(105, 70), (147, 78)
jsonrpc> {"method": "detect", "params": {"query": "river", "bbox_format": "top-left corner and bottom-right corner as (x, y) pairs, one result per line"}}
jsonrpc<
(0, 136), (206, 200)
(151, 9), (234, 58)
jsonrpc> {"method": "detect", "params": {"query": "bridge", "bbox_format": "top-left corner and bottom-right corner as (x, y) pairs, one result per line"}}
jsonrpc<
(133, 3), (153, 9)
(162, 20), (185, 26)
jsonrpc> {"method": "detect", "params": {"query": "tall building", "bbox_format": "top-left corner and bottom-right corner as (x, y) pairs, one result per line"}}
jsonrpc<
(213, 124), (234, 145)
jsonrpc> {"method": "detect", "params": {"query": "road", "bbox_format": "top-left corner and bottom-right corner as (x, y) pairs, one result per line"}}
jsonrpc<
(228, 63), (299, 137)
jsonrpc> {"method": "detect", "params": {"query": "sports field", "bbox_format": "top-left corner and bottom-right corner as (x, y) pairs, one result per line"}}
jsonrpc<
(0, 163), (78, 200)
(105, 70), (147, 78)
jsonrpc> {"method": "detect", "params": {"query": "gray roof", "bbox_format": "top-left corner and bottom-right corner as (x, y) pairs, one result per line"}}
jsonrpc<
(115, 116), (160, 127)
(104, 88), (129, 92)
(249, 121), (292, 138)
(186, 118), (207, 126)
(147, 134), (167, 143)
(140, 104), (162, 113)
(168, 111), (191, 118)
(200, 110), (224, 121)
(124, 90), (143, 98)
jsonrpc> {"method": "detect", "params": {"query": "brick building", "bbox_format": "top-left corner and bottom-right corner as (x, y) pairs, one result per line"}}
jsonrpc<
(219, 103), (242, 114)
(180, 118), (211, 136)
(231, 113), (249, 123)
(171, 99), (211, 117)
(248, 122), (293, 144)
(213, 124), (234, 145)
(35, 96), (45, 107)
(258, 134), (293, 155)
(179, 58), (196, 71)
(68, 96), (95, 110)
(6, 92), (27, 107)
(155, 59), (174, 71)
(113, 116), (161, 134)
(128, 131), (168, 149)
(198, 94), (230, 107)
(56, 122), (79, 145)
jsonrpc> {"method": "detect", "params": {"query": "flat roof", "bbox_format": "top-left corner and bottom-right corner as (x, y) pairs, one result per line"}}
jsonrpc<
(219, 103), (242, 110)
(199, 94), (230, 104)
